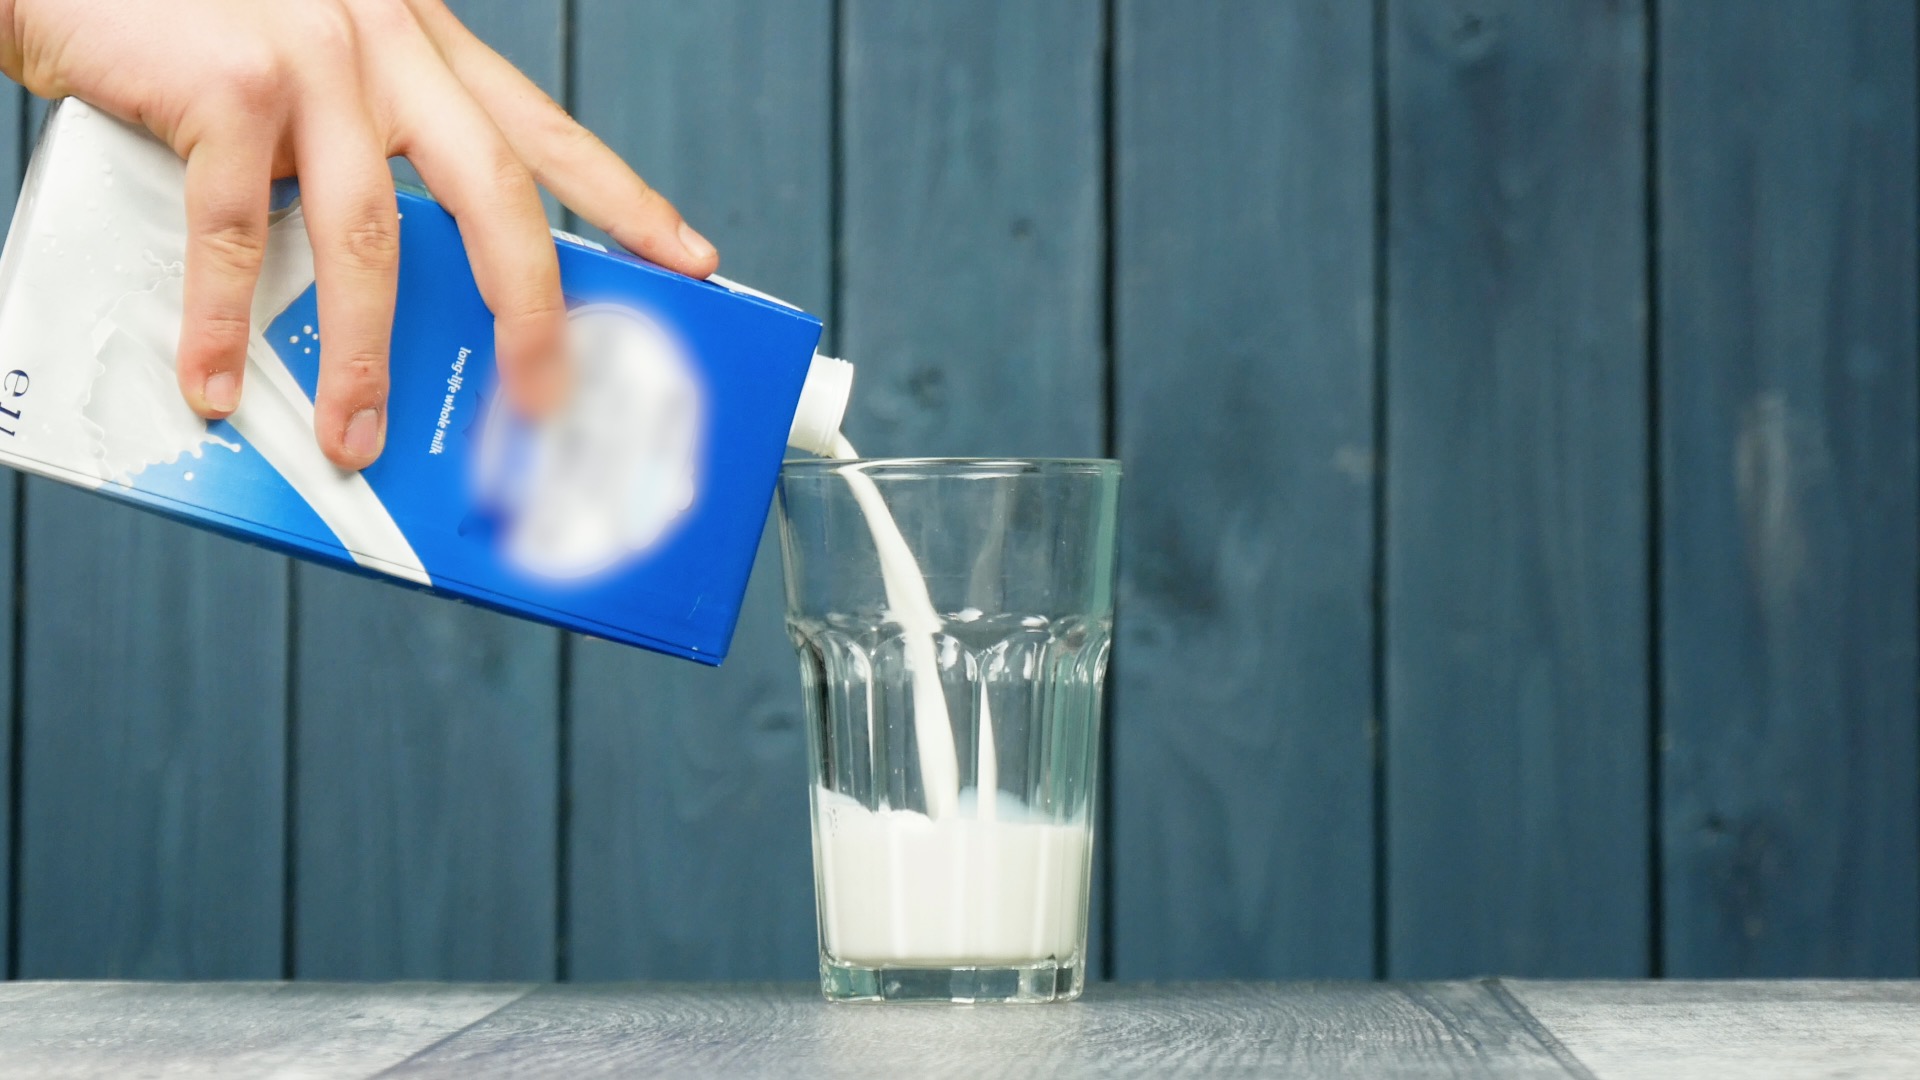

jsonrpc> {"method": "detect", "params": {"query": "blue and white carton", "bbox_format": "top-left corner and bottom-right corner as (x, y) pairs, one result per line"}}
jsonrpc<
(0, 99), (853, 664)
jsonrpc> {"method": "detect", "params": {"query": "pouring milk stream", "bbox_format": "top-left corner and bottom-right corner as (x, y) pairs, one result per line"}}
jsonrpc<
(814, 435), (1090, 966)
(0, 97), (1087, 971)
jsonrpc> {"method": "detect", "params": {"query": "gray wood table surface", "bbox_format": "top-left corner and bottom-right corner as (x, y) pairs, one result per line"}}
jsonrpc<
(0, 980), (1915, 1078)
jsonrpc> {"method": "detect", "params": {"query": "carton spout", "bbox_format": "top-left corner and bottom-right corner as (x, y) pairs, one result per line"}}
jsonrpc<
(788, 353), (854, 456)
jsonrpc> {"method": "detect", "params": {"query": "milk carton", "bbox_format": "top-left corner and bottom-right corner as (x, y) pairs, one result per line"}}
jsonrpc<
(0, 98), (852, 665)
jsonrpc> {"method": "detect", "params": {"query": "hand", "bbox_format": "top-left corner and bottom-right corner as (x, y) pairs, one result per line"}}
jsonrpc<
(0, 0), (720, 470)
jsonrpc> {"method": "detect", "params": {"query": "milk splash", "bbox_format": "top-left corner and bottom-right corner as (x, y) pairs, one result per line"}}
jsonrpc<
(82, 203), (428, 583)
(86, 271), (240, 482)
(0, 99), (427, 584)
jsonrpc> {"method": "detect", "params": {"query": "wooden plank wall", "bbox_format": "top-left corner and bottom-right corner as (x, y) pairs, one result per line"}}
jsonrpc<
(1656, 0), (1919, 976)
(1382, 0), (1651, 977)
(1110, 0), (1377, 979)
(4, 0), (1919, 983)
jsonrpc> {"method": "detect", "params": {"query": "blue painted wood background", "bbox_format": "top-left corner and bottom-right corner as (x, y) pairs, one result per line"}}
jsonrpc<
(4, 0), (1917, 981)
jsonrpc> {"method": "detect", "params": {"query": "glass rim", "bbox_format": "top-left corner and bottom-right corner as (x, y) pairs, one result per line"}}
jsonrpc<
(781, 456), (1120, 478)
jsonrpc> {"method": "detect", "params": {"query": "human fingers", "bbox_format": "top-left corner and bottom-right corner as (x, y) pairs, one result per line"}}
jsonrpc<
(389, 60), (568, 416)
(177, 128), (277, 418)
(405, 0), (718, 278)
(295, 97), (401, 470)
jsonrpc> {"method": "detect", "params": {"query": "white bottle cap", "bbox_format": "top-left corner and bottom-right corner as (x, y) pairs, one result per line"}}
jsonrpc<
(788, 353), (854, 455)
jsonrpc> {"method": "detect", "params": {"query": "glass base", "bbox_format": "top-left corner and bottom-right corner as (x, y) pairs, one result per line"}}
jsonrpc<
(819, 957), (1083, 1003)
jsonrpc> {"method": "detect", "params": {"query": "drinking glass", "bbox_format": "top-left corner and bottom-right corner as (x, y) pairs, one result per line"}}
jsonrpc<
(778, 457), (1120, 1003)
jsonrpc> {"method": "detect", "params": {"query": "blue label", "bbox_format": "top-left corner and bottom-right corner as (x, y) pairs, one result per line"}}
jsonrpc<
(116, 188), (823, 663)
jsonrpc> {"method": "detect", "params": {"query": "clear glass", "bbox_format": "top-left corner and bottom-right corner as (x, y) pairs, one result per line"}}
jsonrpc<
(778, 458), (1120, 1003)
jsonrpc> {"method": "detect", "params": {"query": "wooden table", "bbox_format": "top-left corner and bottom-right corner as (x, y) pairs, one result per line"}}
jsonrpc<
(0, 980), (1915, 1078)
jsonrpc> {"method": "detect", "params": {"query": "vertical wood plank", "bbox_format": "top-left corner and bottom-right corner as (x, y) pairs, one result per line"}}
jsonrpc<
(563, 0), (832, 980)
(291, 0), (564, 980)
(841, 0), (1107, 968)
(841, 0), (1105, 461)
(17, 482), (287, 978)
(292, 571), (559, 980)
(0, 85), (24, 979)
(1383, 0), (1651, 977)
(1657, 0), (1920, 976)
(1111, 0), (1377, 978)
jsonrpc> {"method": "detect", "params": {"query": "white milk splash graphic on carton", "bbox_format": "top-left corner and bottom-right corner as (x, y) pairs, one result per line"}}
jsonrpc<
(0, 99), (852, 663)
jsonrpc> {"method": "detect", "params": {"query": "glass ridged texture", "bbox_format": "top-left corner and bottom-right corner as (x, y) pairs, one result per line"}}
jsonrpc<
(778, 458), (1120, 1003)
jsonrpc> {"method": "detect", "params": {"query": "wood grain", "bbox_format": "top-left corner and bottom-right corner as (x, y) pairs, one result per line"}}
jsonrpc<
(291, 572), (561, 979)
(1655, 0), (1920, 975)
(384, 981), (1582, 1078)
(6, 979), (1920, 1079)
(0, 981), (530, 1079)
(562, 0), (833, 981)
(1510, 980), (1920, 1080)
(1110, 0), (1377, 978)
(16, 483), (288, 979)
(1383, 0), (1651, 977)
(839, 0), (1106, 460)
(291, 0), (566, 980)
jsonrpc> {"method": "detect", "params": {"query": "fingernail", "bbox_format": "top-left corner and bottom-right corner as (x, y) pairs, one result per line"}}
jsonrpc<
(204, 371), (238, 413)
(344, 408), (383, 462)
(677, 221), (716, 261)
